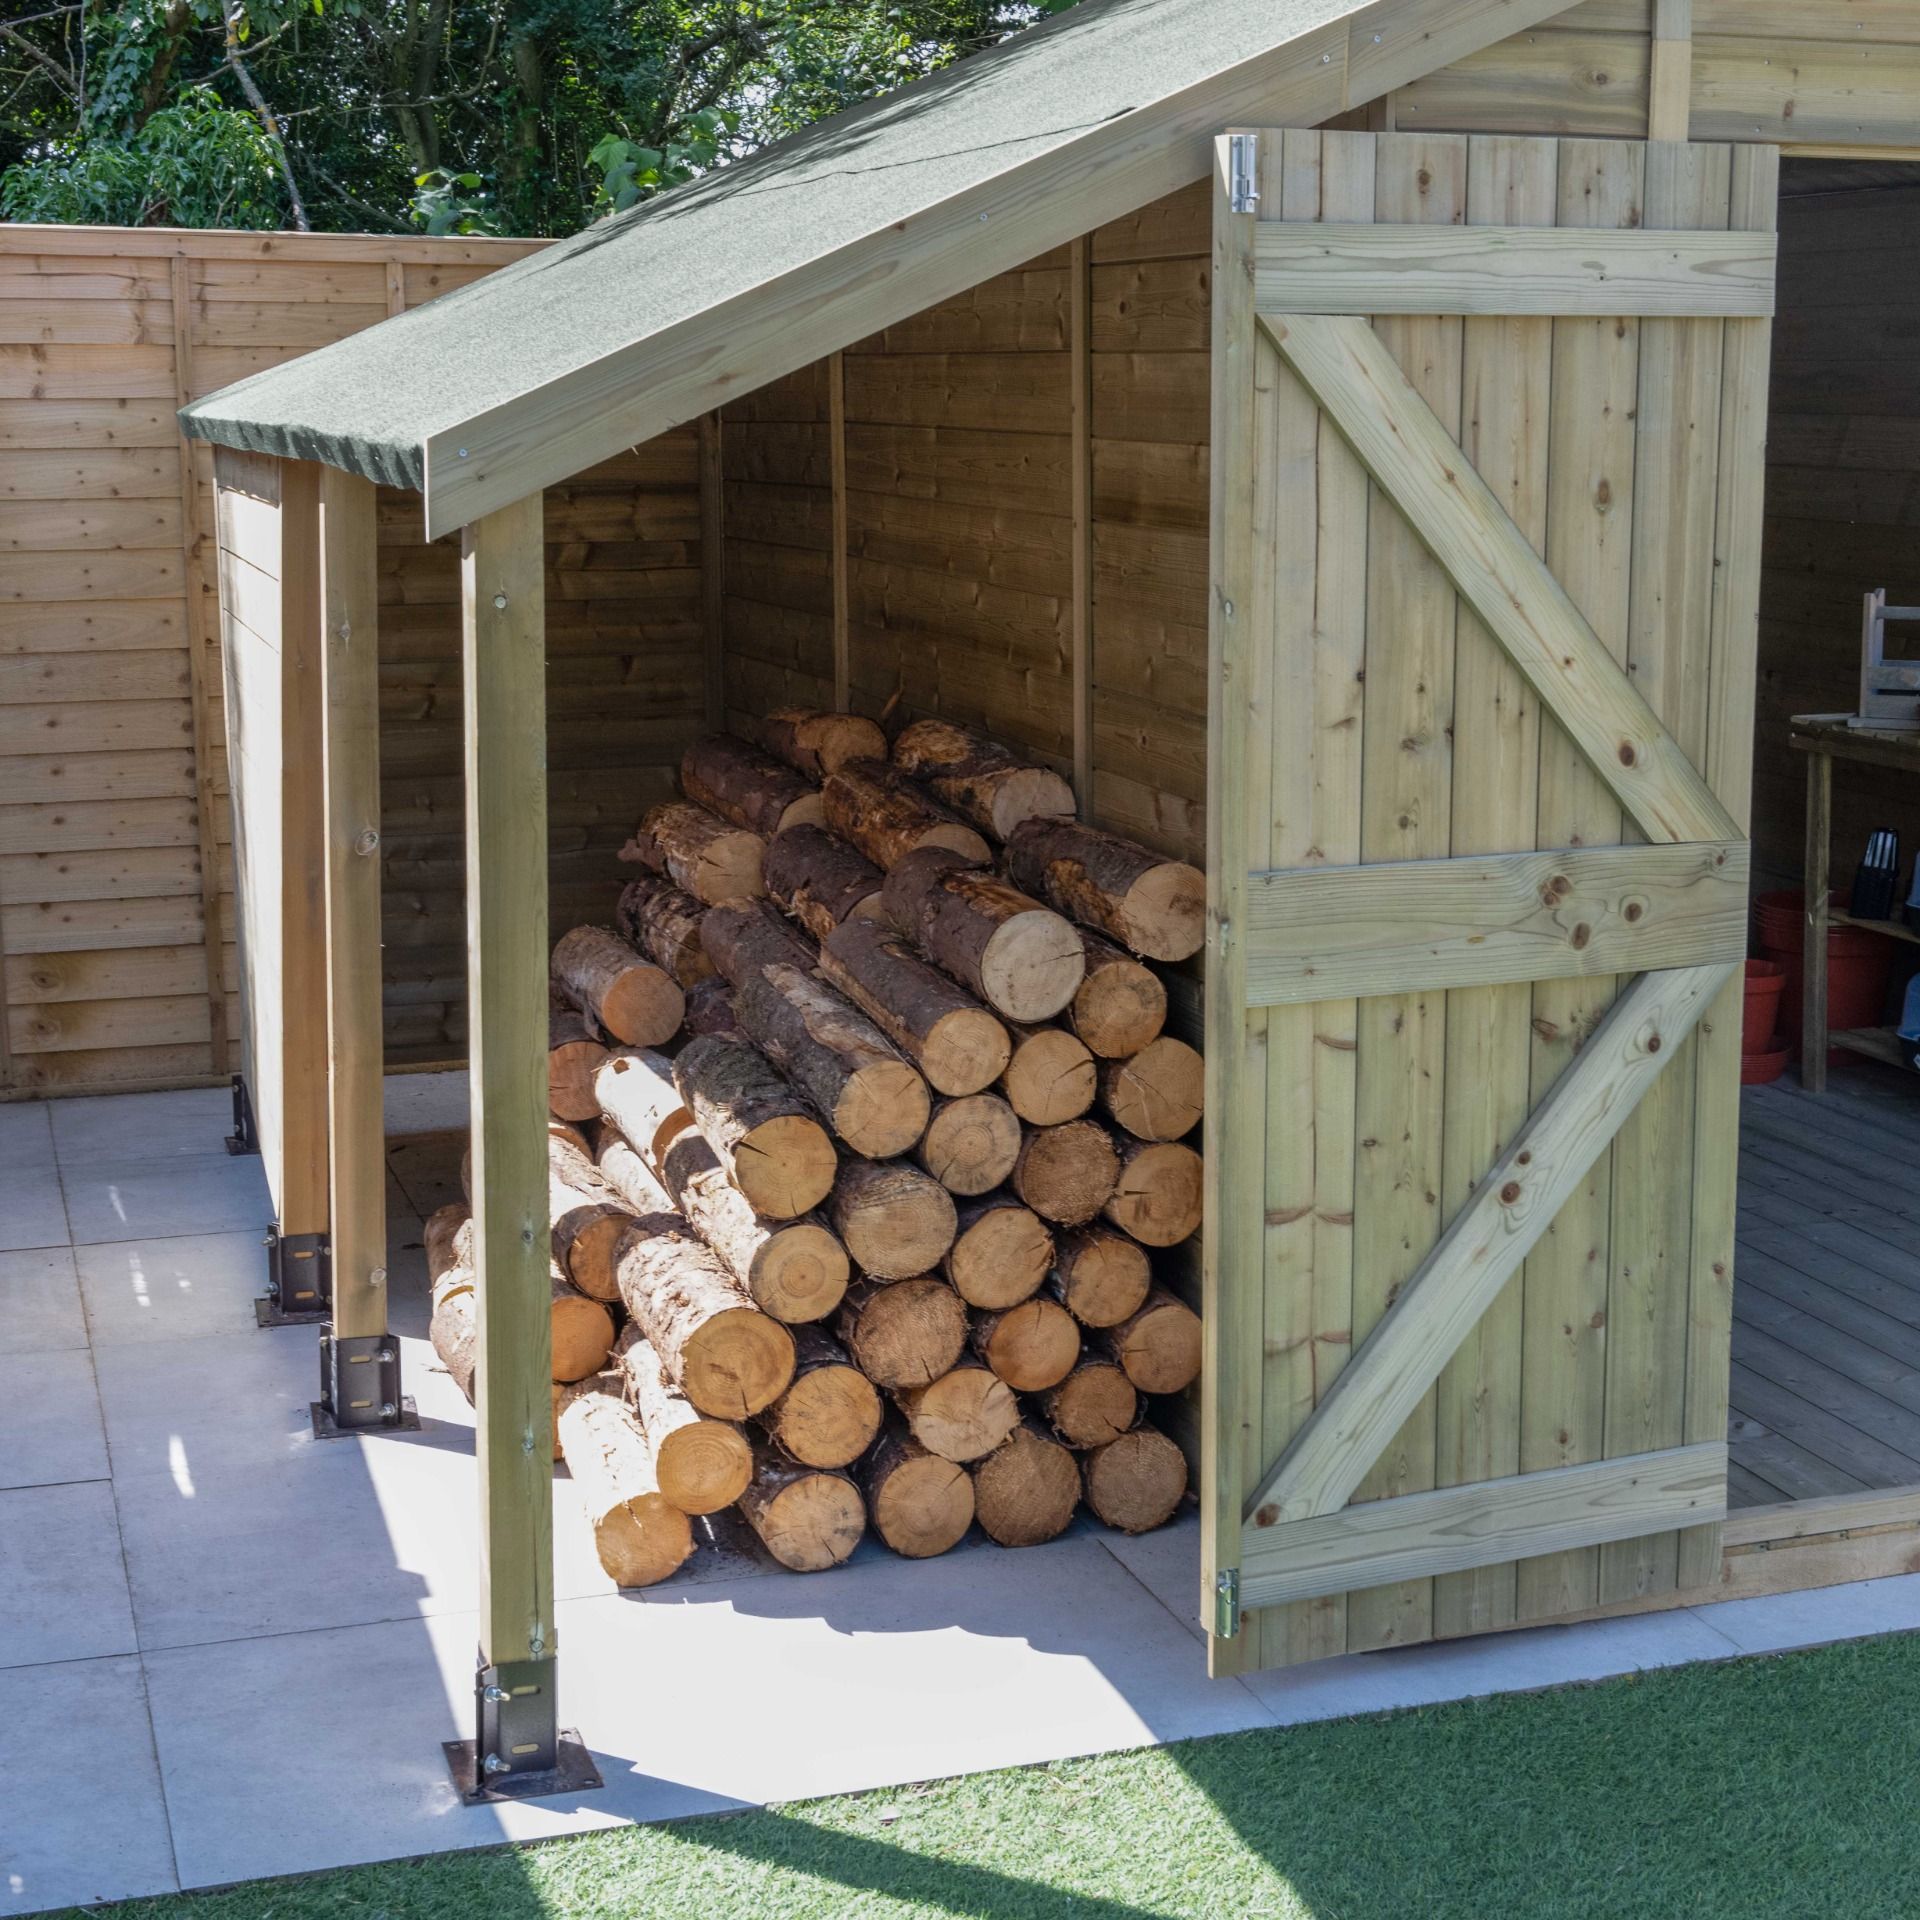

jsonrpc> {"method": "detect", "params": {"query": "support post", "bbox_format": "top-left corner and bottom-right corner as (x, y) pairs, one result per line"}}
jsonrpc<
(1802, 744), (1832, 1094)
(315, 466), (408, 1431)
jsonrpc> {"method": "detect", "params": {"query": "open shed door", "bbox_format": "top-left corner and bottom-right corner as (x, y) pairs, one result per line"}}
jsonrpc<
(1201, 130), (1777, 1674)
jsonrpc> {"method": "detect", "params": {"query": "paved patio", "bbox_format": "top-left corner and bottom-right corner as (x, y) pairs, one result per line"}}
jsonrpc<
(5, 1077), (1919, 1916)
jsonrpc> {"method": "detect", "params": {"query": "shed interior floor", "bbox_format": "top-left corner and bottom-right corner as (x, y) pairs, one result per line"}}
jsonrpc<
(1731, 1060), (1920, 1509)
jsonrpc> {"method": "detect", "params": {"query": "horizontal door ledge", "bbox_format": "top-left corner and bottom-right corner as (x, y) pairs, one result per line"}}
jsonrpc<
(1245, 839), (1748, 1007)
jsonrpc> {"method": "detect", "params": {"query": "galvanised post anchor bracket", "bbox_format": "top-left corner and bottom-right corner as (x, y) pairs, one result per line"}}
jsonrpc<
(311, 1329), (419, 1438)
(254, 1227), (331, 1328)
(443, 1656), (602, 1803)
(224, 1074), (259, 1156)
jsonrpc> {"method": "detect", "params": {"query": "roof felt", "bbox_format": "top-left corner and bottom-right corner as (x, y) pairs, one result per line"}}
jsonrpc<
(178, 0), (1350, 489)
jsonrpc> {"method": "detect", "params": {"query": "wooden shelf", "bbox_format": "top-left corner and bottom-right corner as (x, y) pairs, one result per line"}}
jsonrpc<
(1829, 907), (1920, 948)
(1830, 1026), (1915, 1070)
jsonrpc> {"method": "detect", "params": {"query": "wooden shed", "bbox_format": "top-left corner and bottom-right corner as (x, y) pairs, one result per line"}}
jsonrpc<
(172, 0), (1920, 1788)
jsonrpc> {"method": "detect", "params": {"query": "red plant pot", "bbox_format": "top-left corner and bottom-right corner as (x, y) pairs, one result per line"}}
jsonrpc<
(1751, 890), (1895, 1045)
(1742, 958), (1785, 1055)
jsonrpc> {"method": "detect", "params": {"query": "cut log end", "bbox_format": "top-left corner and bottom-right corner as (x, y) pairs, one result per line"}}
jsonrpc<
(736, 1114), (841, 1221)
(761, 707), (889, 779)
(945, 1196), (1052, 1311)
(972, 1423), (1081, 1548)
(1102, 1140), (1203, 1247)
(835, 1276), (968, 1390)
(681, 1305), (799, 1421)
(1050, 1225), (1152, 1329)
(740, 1453), (868, 1571)
(1121, 863), (1208, 963)
(1001, 1025), (1097, 1126)
(763, 1351), (883, 1470)
(978, 909), (1086, 1025)
(832, 1057), (932, 1161)
(1042, 1359), (1138, 1450)
(558, 1385), (696, 1588)
(831, 1160), (959, 1280)
(1014, 1119), (1121, 1227)
(1070, 935), (1167, 1059)
(918, 1092), (1021, 1196)
(896, 1361), (1020, 1463)
(1102, 1036), (1204, 1142)
(1082, 1424), (1188, 1534)
(864, 1428), (976, 1559)
(753, 1220), (851, 1326)
(552, 924), (685, 1048)
(973, 1297), (1081, 1392)
(1103, 1288), (1203, 1395)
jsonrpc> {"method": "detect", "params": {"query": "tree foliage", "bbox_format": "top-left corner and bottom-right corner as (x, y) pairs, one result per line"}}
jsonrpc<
(0, 1), (1084, 237)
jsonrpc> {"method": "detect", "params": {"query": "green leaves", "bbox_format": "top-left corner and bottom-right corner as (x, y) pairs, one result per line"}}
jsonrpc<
(410, 168), (500, 236)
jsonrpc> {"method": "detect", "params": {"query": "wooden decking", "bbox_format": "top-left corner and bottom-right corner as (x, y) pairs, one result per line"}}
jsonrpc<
(1732, 1061), (1920, 1509)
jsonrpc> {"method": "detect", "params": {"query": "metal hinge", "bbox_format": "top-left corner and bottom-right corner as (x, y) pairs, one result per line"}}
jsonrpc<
(1228, 133), (1260, 215)
(1214, 1566), (1241, 1638)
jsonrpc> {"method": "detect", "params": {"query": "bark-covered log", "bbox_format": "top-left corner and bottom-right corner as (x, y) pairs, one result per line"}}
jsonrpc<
(616, 873), (715, 989)
(622, 799), (766, 906)
(1005, 817), (1206, 963)
(833, 1275), (967, 1390)
(882, 846), (1084, 1023)
(1046, 1224), (1152, 1329)
(999, 1022), (1096, 1125)
(667, 1031), (838, 1220)
(823, 758), (991, 871)
(551, 924), (685, 1048)
(861, 1419), (975, 1558)
(549, 1003), (610, 1123)
(1101, 1036), (1204, 1142)
(970, 1420), (1081, 1547)
(1098, 1287), (1203, 1394)
(764, 824), (888, 944)
(760, 706), (888, 780)
(681, 976), (744, 1039)
(558, 1380), (696, 1587)
(894, 1358), (1019, 1463)
(830, 1158), (957, 1279)
(1069, 932), (1167, 1058)
(1081, 1423), (1188, 1534)
(890, 718), (1076, 843)
(1040, 1357), (1138, 1449)
(756, 1325), (883, 1469)
(547, 1120), (635, 1304)
(682, 732), (827, 838)
(819, 915), (1010, 1097)
(613, 1326), (753, 1516)
(738, 1445), (867, 1571)
(971, 1296), (1081, 1392)
(1102, 1138), (1204, 1247)
(1011, 1118), (1121, 1226)
(593, 1048), (691, 1170)
(916, 1092), (1020, 1196)
(943, 1192), (1052, 1310)
(704, 904), (931, 1160)
(614, 1214), (796, 1419)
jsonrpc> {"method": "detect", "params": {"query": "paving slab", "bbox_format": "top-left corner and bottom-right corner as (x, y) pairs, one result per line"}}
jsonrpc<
(0, 1101), (53, 1164)
(1687, 1570), (1920, 1656)
(0, 1480), (136, 1669)
(0, 1246), (87, 1356)
(0, 1110), (67, 1253)
(61, 1151), (271, 1247)
(0, 1656), (177, 1916)
(1095, 1510), (1204, 1640)
(0, 1346), (108, 1489)
(48, 1087), (233, 1165)
(384, 1070), (469, 1138)
(75, 1229), (267, 1347)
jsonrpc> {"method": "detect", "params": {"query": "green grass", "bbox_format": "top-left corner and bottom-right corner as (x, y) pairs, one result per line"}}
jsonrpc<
(82, 1630), (1920, 1920)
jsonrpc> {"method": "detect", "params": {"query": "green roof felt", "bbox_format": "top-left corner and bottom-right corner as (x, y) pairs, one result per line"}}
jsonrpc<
(178, 0), (1352, 489)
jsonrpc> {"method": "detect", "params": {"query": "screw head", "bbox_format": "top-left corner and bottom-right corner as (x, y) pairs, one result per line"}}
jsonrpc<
(379, 1402), (397, 1419)
(482, 1684), (511, 1703)
(493, 592), (508, 609)
(457, 447), (470, 459)
(482, 1753), (512, 1775)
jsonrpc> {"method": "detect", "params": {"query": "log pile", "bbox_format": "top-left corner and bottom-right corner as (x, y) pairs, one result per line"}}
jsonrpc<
(493, 713), (1204, 1587)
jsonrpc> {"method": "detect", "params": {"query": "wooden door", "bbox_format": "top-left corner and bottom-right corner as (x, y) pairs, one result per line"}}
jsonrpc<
(1201, 131), (1777, 1675)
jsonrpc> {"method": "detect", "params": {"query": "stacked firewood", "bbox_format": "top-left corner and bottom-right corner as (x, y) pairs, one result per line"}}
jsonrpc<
(430, 707), (1207, 1586)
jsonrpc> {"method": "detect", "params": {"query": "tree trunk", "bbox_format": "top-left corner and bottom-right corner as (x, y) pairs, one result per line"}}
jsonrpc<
(891, 718), (1076, 843)
(613, 1326), (753, 1515)
(822, 759), (990, 870)
(861, 1419), (975, 1558)
(622, 799), (765, 906)
(1047, 1224), (1151, 1328)
(760, 706), (887, 780)
(819, 914), (1010, 1097)
(551, 924), (684, 1047)
(882, 847), (1084, 1023)
(1102, 1138), (1204, 1247)
(1098, 1287), (1203, 1394)
(1069, 932), (1167, 1058)
(549, 1003), (609, 1123)
(682, 732), (827, 837)
(1101, 1036), (1204, 1142)
(557, 1382), (696, 1587)
(682, 976), (743, 1039)
(894, 1359), (1020, 1463)
(999, 1022), (1096, 1125)
(756, 1325), (883, 1469)
(970, 1420), (1081, 1547)
(971, 1297), (1081, 1392)
(738, 1446), (867, 1571)
(1011, 1119), (1121, 1226)
(834, 1275), (967, 1390)
(668, 1031), (838, 1220)
(943, 1192), (1051, 1310)
(1040, 1358), (1138, 1449)
(765, 824), (887, 943)
(614, 1214), (796, 1419)
(705, 906), (930, 1159)
(616, 873), (714, 989)
(916, 1092), (1020, 1196)
(830, 1158), (958, 1279)
(1080, 1423), (1188, 1534)
(1005, 818), (1206, 963)
(547, 1121), (634, 1304)
(593, 1047), (691, 1168)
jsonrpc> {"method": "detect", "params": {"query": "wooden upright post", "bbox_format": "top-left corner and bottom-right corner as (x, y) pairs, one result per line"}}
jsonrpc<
(461, 493), (560, 1781)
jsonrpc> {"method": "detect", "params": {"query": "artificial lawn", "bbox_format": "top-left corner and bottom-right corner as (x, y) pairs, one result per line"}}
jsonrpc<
(83, 1630), (1920, 1920)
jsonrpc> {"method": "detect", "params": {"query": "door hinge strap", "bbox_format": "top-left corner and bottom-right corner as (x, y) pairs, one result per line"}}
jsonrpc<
(1214, 1566), (1241, 1638)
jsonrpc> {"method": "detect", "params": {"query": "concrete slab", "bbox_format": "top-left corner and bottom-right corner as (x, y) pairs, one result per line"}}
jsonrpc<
(0, 1246), (86, 1356)
(384, 1070), (469, 1138)
(61, 1151), (271, 1248)
(1688, 1571), (1920, 1656)
(1095, 1510), (1203, 1640)
(75, 1229), (267, 1348)
(0, 1656), (177, 1915)
(0, 1101), (54, 1165)
(48, 1087), (232, 1165)
(0, 1346), (108, 1489)
(0, 1111), (67, 1253)
(0, 1480), (136, 1669)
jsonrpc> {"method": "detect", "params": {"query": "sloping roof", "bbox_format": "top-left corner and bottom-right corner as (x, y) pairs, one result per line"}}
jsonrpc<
(179, 0), (1567, 535)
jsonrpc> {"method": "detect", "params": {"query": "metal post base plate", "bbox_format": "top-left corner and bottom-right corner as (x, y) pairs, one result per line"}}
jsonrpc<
(225, 1074), (259, 1157)
(310, 1395), (418, 1439)
(443, 1734), (602, 1804)
(257, 1227), (330, 1325)
(312, 1330), (416, 1436)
